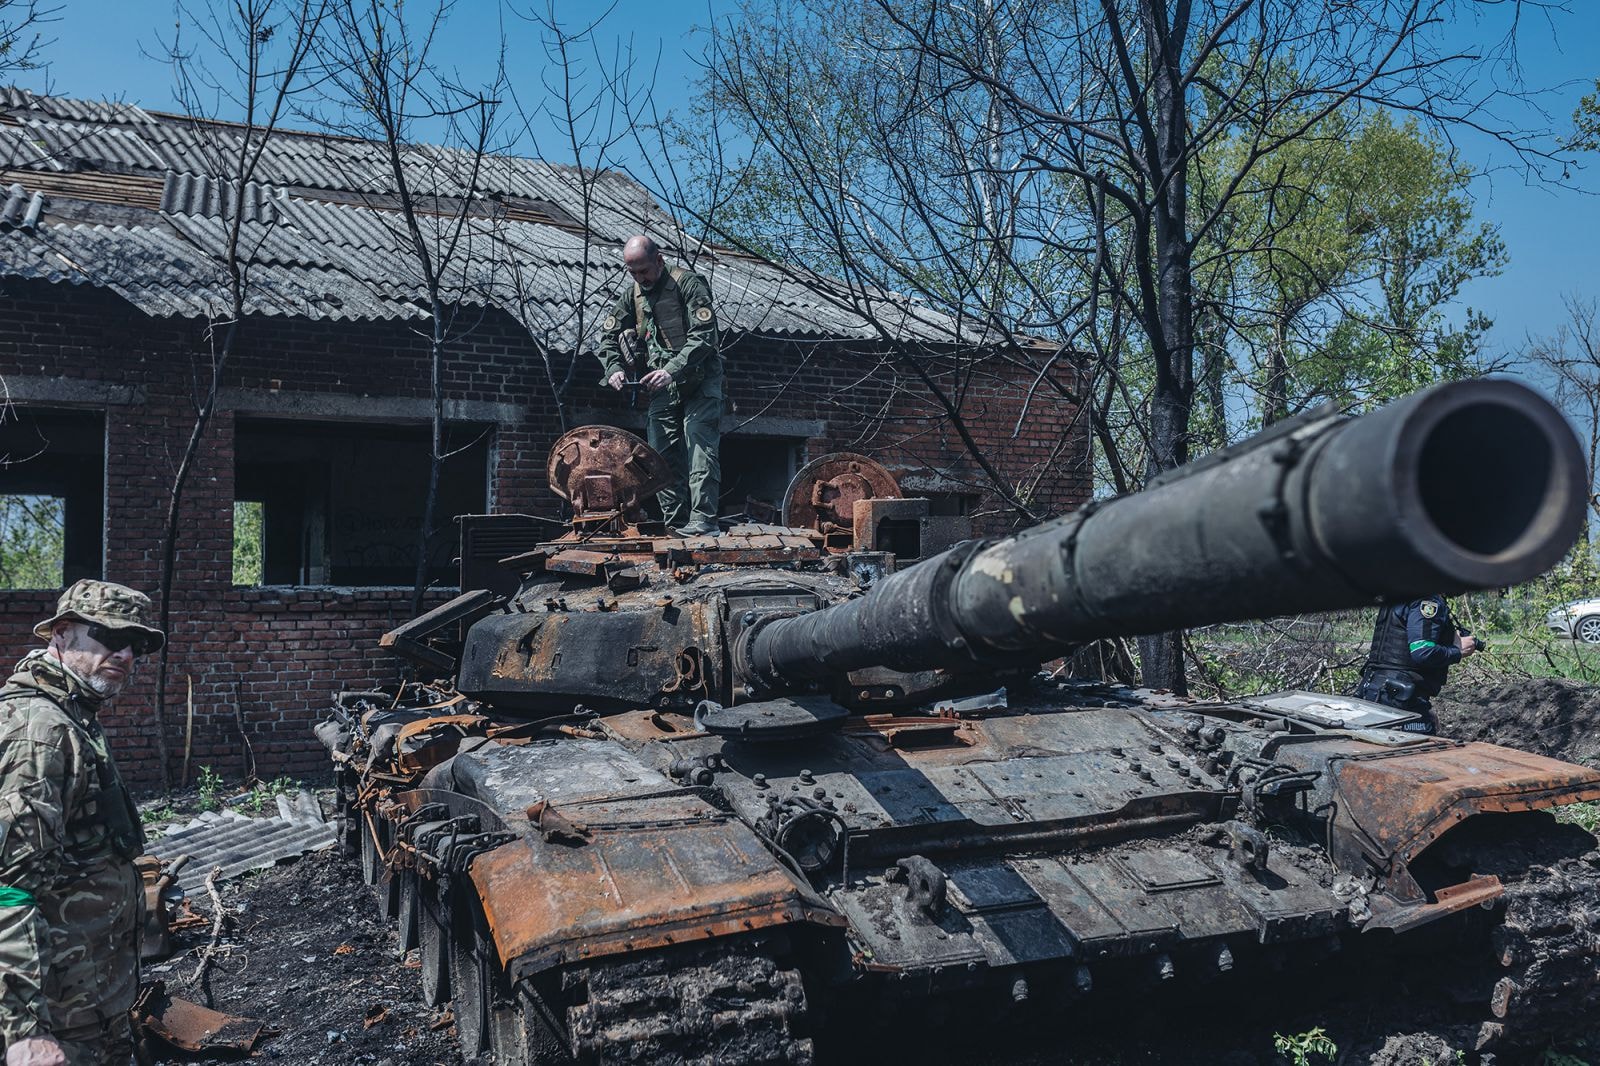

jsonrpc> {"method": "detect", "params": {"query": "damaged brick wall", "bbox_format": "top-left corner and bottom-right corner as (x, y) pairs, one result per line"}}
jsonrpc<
(0, 278), (1087, 789)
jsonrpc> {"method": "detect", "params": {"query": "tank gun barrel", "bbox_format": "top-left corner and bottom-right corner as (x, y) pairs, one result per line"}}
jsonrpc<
(744, 380), (1586, 689)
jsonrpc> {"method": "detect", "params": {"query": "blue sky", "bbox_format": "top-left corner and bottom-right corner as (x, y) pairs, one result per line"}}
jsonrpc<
(13, 0), (1600, 357)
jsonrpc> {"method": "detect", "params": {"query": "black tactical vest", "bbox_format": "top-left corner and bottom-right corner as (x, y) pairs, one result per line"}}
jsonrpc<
(1363, 605), (1417, 678)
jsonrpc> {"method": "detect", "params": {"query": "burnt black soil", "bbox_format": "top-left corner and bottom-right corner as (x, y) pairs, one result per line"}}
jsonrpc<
(136, 675), (1600, 1065)
(141, 847), (465, 1066)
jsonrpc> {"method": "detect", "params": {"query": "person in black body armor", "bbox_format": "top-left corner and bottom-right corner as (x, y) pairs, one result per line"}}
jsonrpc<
(1356, 594), (1480, 734)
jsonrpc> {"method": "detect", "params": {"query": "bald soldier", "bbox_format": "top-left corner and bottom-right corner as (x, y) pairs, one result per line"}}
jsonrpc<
(598, 236), (723, 536)
(0, 580), (162, 1066)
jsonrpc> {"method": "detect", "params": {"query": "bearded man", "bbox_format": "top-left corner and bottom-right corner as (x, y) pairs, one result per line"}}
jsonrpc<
(0, 580), (163, 1066)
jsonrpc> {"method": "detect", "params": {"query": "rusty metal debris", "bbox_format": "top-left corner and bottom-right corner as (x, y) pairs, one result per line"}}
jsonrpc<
(547, 425), (671, 526)
(133, 981), (271, 1056)
(136, 854), (188, 960)
(782, 451), (900, 548)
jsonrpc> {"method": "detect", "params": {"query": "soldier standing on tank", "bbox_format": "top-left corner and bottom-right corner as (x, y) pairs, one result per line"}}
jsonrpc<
(0, 580), (163, 1066)
(1355, 594), (1479, 735)
(598, 235), (722, 536)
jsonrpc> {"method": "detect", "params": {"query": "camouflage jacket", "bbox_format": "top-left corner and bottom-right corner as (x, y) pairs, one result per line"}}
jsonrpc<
(0, 650), (143, 1048)
(597, 266), (720, 394)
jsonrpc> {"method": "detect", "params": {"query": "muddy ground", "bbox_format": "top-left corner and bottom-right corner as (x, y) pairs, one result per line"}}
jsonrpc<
(137, 676), (1600, 1066)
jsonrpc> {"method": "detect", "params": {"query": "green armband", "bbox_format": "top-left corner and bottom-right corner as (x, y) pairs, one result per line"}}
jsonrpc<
(0, 886), (35, 907)
(1408, 640), (1439, 652)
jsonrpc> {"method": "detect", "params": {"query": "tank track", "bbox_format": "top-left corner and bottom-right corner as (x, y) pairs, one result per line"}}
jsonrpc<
(1474, 823), (1600, 1054)
(567, 944), (812, 1065)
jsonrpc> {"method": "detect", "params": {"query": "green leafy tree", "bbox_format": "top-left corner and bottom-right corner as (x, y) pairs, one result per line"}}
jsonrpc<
(0, 494), (62, 588)
(1572, 79), (1600, 152)
(232, 500), (263, 585)
(1208, 109), (1504, 429)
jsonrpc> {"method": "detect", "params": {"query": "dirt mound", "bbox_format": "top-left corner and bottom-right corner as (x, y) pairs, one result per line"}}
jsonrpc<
(1434, 676), (1600, 767)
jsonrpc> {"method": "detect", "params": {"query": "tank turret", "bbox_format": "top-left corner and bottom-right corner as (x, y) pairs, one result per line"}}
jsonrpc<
(458, 378), (1585, 712)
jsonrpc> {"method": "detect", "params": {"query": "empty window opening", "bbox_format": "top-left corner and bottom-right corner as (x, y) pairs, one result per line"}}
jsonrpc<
(235, 419), (489, 587)
(720, 435), (804, 520)
(0, 406), (104, 588)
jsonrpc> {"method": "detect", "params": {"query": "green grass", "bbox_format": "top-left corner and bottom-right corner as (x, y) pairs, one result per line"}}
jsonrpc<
(1184, 610), (1600, 703)
(1556, 801), (1600, 834)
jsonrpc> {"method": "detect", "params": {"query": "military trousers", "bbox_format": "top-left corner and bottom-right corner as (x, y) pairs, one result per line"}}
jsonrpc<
(646, 376), (722, 529)
(50, 1012), (135, 1065)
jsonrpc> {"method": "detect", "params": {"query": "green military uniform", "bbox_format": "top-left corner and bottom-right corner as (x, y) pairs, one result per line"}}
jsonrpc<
(1, 582), (157, 1066)
(598, 264), (722, 531)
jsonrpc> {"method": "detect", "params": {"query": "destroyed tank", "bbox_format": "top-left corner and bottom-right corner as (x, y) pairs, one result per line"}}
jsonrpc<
(319, 378), (1600, 1064)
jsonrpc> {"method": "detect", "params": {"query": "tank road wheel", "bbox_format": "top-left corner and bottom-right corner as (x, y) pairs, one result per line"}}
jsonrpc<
(567, 942), (813, 1065)
(417, 876), (451, 1008)
(395, 868), (420, 957)
(448, 891), (525, 1063)
(1577, 615), (1600, 644)
(1467, 815), (1600, 1053)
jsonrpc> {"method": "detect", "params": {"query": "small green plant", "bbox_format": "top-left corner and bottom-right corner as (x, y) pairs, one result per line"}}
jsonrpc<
(245, 775), (301, 815)
(1274, 1027), (1337, 1066)
(1557, 801), (1600, 834)
(196, 766), (224, 812)
(139, 803), (175, 826)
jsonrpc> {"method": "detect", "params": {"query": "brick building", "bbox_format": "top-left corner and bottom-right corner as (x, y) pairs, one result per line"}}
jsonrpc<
(0, 90), (1088, 790)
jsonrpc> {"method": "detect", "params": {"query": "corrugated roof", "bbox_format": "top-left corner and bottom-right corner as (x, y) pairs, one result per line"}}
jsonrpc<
(161, 172), (284, 224)
(0, 88), (972, 348)
(0, 182), (43, 230)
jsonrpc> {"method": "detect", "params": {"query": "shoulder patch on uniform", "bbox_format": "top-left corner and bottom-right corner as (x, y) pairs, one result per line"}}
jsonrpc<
(1419, 601), (1438, 618)
(694, 306), (713, 323)
(602, 314), (618, 332)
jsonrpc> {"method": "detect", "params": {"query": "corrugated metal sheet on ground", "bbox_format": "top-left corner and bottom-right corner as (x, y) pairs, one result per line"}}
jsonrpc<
(146, 792), (337, 900)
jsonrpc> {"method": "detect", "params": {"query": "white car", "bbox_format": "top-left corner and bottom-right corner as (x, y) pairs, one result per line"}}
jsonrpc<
(1547, 598), (1600, 644)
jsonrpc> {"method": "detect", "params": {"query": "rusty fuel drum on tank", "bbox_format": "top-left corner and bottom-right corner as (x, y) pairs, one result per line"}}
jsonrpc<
(318, 381), (1600, 1064)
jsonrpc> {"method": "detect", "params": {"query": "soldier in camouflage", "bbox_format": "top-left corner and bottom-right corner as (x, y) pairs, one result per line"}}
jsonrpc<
(0, 580), (162, 1066)
(598, 235), (723, 536)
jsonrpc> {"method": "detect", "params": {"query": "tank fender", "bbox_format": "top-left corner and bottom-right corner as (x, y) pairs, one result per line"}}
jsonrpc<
(456, 743), (844, 981)
(1325, 741), (1600, 908)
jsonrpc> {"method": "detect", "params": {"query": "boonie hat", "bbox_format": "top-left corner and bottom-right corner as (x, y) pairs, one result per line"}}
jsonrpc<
(34, 578), (166, 654)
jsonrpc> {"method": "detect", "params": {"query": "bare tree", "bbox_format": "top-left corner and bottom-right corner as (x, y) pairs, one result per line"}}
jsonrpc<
(1528, 296), (1600, 532)
(0, 0), (56, 81)
(312, 0), (508, 617)
(147, 0), (325, 789)
(697, 0), (1568, 692)
(499, 1), (641, 432)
